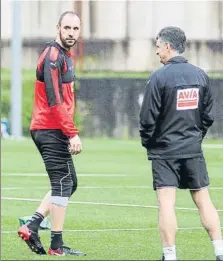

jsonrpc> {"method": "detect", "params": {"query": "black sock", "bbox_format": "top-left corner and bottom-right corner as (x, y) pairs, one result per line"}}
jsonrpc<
(50, 231), (63, 250)
(27, 212), (44, 232)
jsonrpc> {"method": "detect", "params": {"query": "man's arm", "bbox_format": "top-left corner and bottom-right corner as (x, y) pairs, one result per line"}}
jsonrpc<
(139, 73), (162, 148)
(44, 46), (78, 138)
(201, 76), (215, 138)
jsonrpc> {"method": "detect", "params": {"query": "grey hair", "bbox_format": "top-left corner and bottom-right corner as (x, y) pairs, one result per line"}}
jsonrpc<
(58, 11), (80, 26)
(156, 26), (187, 54)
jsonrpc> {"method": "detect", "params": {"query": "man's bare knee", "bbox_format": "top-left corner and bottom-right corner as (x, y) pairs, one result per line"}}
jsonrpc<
(190, 187), (222, 240)
(157, 187), (177, 208)
(190, 187), (212, 208)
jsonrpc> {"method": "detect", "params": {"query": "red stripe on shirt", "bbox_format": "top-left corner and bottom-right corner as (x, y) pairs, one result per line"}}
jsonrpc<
(62, 56), (68, 74)
(49, 47), (61, 104)
(37, 47), (50, 72)
(50, 68), (61, 104)
(50, 47), (59, 61)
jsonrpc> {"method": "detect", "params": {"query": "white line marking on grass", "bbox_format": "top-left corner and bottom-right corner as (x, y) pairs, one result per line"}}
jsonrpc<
(2, 196), (223, 212)
(2, 186), (152, 190)
(2, 226), (223, 234)
(1, 187), (50, 190)
(210, 187), (223, 190)
(2, 186), (223, 190)
(203, 144), (223, 149)
(2, 173), (134, 177)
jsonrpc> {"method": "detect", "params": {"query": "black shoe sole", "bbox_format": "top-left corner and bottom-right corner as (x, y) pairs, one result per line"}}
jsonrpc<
(18, 230), (46, 255)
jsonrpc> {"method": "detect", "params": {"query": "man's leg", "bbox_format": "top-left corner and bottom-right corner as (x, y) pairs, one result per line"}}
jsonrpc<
(22, 162), (79, 253)
(26, 159), (78, 232)
(39, 131), (73, 253)
(184, 156), (223, 260)
(152, 159), (180, 260)
(18, 131), (49, 255)
(36, 191), (51, 217)
(157, 188), (177, 261)
(25, 130), (51, 230)
(35, 130), (85, 256)
(26, 191), (51, 232)
(18, 130), (84, 256)
(32, 160), (77, 235)
(191, 188), (223, 259)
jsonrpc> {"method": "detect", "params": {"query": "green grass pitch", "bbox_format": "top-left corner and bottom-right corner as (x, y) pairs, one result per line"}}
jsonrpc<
(1, 138), (223, 260)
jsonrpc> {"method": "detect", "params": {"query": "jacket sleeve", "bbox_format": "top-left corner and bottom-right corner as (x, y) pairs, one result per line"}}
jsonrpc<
(201, 76), (214, 138)
(44, 47), (78, 138)
(139, 73), (162, 148)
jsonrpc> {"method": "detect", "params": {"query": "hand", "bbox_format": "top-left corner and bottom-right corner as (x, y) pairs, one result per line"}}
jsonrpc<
(68, 135), (82, 155)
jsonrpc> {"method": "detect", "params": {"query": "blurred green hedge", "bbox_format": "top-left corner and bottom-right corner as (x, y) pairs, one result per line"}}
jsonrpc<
(2, 69), (223, 136)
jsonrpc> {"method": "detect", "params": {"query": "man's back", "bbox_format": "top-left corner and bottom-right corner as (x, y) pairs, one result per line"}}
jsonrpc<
(140, 56), (214, 159)
(140, 26), (223, 261)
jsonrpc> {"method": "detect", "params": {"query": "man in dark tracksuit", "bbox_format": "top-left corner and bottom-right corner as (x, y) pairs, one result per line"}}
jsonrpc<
(17, 11), (85, 257)
(139, 26), (223, 261)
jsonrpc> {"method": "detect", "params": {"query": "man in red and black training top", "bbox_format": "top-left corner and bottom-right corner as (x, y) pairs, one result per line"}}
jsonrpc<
(18, 11), (86, 257)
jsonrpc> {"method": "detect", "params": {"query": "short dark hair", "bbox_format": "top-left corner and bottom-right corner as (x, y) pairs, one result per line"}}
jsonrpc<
(156, 26), (187, 54)
(58, 11), (80, 26)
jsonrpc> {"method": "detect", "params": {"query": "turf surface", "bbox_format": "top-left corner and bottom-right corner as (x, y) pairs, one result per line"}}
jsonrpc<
(1, 138), (223, 260)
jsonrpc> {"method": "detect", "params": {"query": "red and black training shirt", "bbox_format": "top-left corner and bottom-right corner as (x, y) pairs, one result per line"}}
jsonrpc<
(30, 41), (78, 138)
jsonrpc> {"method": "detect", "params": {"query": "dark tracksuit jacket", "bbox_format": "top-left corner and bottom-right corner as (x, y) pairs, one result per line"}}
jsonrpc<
(139, 56), (214, 159)
(30, 41), (78, 138)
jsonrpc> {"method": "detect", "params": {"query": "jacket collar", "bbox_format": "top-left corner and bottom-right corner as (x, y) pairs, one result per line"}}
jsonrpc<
(165, 56), (188, 65)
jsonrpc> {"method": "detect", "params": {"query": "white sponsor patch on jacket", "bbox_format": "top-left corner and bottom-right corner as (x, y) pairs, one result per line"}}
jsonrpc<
(176, 88), (199, 110)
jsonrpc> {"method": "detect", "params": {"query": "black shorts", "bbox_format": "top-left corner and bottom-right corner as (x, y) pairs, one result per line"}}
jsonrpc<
(30, 129), (77, 197)
(151, 156), (209, 190)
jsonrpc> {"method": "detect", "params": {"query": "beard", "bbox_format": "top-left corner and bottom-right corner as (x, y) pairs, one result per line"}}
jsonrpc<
(60, 32), (77, 49)
(160, 59), (165, 64)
